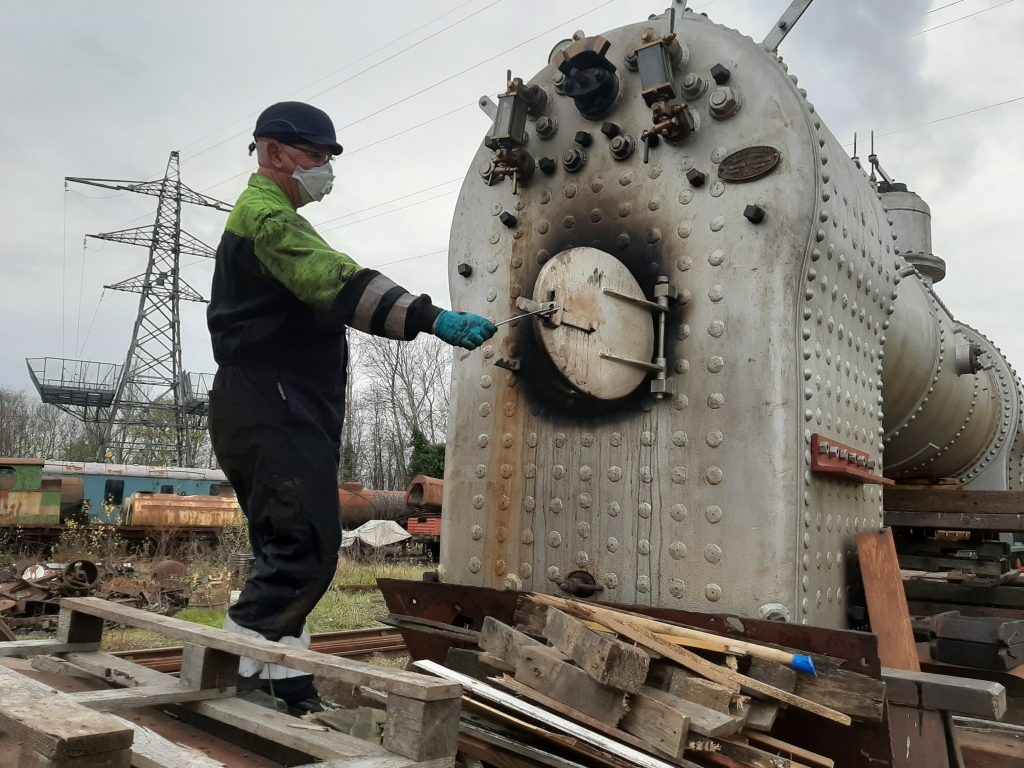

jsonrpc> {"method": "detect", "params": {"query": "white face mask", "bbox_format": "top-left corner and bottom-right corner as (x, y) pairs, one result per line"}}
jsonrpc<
(292, 162), (334, 204)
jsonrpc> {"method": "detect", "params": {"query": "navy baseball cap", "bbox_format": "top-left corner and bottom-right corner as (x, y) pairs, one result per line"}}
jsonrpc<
(252, 101), (343, 155)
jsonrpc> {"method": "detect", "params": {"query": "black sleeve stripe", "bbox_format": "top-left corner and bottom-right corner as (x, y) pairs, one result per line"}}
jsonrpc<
(369, 286), (408, 336)
(332, 268), (380, 324)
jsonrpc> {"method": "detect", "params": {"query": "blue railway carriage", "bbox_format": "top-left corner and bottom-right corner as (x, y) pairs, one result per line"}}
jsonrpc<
(41, 461), (229, 522)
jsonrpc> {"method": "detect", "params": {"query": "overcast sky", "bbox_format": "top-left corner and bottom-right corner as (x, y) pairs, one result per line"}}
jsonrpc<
(1, 0), (1022, 395)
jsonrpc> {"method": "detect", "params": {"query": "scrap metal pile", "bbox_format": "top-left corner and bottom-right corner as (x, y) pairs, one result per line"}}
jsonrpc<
(404, 594), (885, 768)
(0, 558), (193, 632)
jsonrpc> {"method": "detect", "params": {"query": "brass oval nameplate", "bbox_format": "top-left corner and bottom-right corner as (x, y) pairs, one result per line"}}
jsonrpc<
(718, 146), (781, 183)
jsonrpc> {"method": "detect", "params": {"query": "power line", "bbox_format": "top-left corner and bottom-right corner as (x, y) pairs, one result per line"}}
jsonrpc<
(842, 94), (1024, 146)
(320, 189), (460, 234)
(914, 0), (1016, 34)
(368, 248), (449, 270)
(174, 0), (483, 158)
(181, 0), (503, 165)
(313, 178), (463, 227)
(338, 0), (620, 133)
(929, 0), (965, 12)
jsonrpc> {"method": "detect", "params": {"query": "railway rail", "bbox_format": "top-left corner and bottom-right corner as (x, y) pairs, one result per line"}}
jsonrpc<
(112, 626), (406, 674)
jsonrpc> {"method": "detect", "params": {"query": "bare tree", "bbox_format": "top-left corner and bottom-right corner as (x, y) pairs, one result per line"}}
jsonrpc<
(342, 334), (453, 489)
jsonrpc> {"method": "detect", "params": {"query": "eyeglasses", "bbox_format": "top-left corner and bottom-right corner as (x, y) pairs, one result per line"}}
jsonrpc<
(287, 145), (333, 166)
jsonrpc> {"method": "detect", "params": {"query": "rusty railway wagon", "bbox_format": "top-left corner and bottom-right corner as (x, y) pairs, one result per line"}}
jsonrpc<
(379, 5), (1024, 766)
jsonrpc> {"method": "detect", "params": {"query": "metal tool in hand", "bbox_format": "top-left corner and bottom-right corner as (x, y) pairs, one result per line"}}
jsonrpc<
(494, 303), (560, 327)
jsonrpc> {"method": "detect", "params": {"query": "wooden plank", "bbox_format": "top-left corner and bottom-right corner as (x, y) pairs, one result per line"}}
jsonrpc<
(954, 718), (1024, 768)
(882, 668), (1007, 719)
(413, 660), (679, 768)
(443, 647), (512, 680)
(671, 675), (733, 713)
(514, 645), (626, 724)
(885, 489), (1024, 515)
(477, 617), (543, 667)
(59, 652), (414, 763)
(15, 749), (131, 768)
(107, 714), (227, 768)
(382, 695), (460, 762)
(65, 683), (235, 711)
(460, 698), (658, 768)
(744, 701), (780, 732)
(617, 686), (691, 759)
(527, 594), (853, 726)
(491, 675), (664, 756)
(792, 665), (886, 722)
(628, 686), (737, 739)
(512, 600), (549, 636)
(459, 721), (591, 768)
(542, 607), (650, 694)
(744, 658), (797, 693)
(293, 759), (454, 767)
(0, 640), (100, 658)
(178, 644), (238, 691)
(885, 510), (1024, 531)
(857, 529), (921, 672)
(744, 732), (835, 768)
(59, 598), (459, 701)
(0, 664), (133, 759)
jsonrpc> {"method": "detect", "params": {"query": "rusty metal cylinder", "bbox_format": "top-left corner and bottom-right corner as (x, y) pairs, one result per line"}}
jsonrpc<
(405, 475), (444, 511)
(338, 483), (410, 529)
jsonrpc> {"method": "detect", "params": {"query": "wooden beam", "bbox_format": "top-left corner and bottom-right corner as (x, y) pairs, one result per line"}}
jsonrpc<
(526, 594), (853, 726)
(617, 686), (691, 759)
(0, 664), (133, 761)
(885, 488), (1024, 515)
(541, 608), (649, 694)
(382, 695), (460, 763)
(857, 529), (921, 672)
(0, 640), (100, 658)
(65, 684), (235, 712)
(58, 598), (459, 701)
(107, 714), (227, 768)
(514, 645), (626, 724)
(882, 668), (1006, 719)
(904, 581), (1024, 609)
(478, 617), (543, 667)
(59, 652), (423, 764)
(491, 675), (665, 757)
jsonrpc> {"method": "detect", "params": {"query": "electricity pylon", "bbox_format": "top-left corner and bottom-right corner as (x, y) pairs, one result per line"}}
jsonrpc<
(27, 151), (230, 466)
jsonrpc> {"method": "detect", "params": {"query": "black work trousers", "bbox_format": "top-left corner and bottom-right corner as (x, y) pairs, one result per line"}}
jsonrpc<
(209, 365), (344, 642)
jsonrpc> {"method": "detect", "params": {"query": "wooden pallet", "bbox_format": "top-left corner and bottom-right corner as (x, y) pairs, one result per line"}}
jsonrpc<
(0, 597), (461, 768)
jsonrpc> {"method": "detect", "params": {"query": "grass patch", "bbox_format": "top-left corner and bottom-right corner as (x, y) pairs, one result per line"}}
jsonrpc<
(333, 557), (427, 586)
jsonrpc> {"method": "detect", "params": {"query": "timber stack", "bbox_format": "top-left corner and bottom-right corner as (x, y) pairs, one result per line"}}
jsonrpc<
(406, 594), (888, 768)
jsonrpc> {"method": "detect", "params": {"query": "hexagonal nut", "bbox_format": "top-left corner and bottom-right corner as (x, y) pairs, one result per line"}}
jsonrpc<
(709, 86), (740, 119)
(457, 263), (473, 278)
(681, 72), (707, 100)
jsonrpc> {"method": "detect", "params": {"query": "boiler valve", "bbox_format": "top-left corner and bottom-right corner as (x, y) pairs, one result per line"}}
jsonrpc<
(633, 11), (695, 144)
(483, 70), (543, 193)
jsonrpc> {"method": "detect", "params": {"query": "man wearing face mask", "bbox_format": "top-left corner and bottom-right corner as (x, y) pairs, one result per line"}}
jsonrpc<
(206, 101), (496, 715)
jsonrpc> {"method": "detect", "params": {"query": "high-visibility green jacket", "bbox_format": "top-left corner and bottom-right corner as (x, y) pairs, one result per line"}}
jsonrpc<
(207, 174), (441, 382)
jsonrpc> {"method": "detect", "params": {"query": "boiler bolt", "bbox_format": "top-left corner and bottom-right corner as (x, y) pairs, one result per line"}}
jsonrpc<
(709, 86), (740, 119)
(535, 115), (558, 139)
(562, 147), (588, 173)
(457, 263), (473, 278)
(744, 204), (765, 223)
(624, 50), (638, 71)
(538, 156), (557, 175)
(686, 168), (706, 187)
(710, 63), (731, 84)
(499, 211), (518, 228)
(681, 72), (707, 99)
(609, 134), (636, 160)
(600, 121), (620, 138)
(574, 130), (593, 147)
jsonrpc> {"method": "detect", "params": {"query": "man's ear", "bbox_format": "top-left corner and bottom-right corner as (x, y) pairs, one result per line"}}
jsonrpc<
(264, 139), (287, 169)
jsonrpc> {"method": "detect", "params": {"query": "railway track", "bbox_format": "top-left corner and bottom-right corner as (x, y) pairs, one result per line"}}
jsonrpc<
(113, 626), (406, 673)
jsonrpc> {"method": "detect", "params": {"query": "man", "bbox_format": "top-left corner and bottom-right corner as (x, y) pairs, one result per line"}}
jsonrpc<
(207, 101), (495, 714)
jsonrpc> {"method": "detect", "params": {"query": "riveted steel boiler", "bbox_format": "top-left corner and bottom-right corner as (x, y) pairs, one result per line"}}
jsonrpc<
(439, 7), (1024, 628)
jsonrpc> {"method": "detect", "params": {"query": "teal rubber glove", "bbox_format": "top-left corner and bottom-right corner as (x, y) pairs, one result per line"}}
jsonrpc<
(433, 311), (497, 350)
